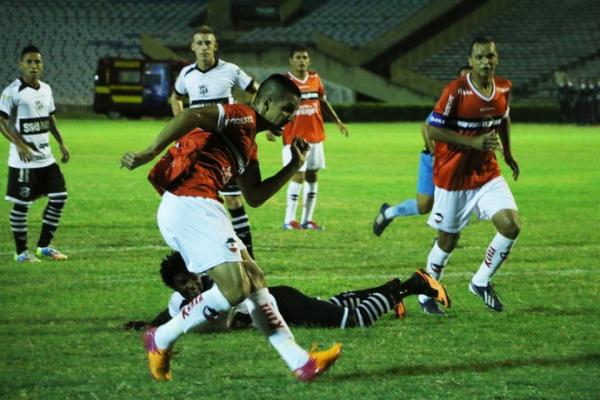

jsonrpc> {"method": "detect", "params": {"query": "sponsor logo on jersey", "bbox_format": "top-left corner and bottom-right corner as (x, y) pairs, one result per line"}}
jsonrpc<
(480, 106), (496, 112)
(457, 88), (473, 95)
(225, 116), (253, 126)
(295, 104), (317, 116)
(20, 117), (50, 135)
(226, 237), (238, 253)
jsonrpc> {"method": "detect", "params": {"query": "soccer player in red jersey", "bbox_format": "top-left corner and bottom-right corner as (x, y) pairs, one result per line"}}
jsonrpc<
(121, 74), (341, 382)
(270, 44), (348, 230)
(418, 37), (521, 314)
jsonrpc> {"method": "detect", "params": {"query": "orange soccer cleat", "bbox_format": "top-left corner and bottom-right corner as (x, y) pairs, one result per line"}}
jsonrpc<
(294, 343), (342, 382)
(143, 327), (173, 381)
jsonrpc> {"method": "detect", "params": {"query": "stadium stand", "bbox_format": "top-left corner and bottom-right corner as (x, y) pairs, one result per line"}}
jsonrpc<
(411, 0), (600, 96)
(237, 0), (434, 48)
(0, 0), (204, 106)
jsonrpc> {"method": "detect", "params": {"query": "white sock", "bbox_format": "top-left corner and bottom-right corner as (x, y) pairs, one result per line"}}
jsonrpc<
(471, 232), (516, 286)
(285, 182), (302, 223)
(301, 181), (318, 224)
(154, 285), (231, 349)
(418, 241), (451, 303)
(246, 288), (309, 370)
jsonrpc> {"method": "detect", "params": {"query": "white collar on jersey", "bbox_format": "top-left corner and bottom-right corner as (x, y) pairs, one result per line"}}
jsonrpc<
(287, 71), (309, 84)
(466, 73), (496, 102)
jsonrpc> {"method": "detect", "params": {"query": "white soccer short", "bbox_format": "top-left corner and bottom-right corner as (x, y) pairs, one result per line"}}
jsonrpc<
(157, 191), (246, 274)
(427, 176), (518, 233)
(282, 141), (325, 172)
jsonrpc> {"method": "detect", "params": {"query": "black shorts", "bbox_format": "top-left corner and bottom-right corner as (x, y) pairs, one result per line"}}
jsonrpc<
(6, 164), (67, 205)
(219, 182), (241, 196)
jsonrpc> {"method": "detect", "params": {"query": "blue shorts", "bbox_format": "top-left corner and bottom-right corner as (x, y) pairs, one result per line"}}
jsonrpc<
(417, 151), (434, 196)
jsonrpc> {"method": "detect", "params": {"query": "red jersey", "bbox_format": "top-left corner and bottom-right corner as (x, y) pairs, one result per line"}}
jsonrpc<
(149, 104), (258, 200)
(282, 71), (326, 145)
(428, 73), (511, 190)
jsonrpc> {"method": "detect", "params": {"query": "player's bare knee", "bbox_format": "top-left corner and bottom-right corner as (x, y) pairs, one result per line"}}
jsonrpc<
(437, 231), (459, 252)
(209, 263), (251, 305)
(500, 220), (521, 239)
(292, 172), (304, 183)
(305, 170), (317, 182)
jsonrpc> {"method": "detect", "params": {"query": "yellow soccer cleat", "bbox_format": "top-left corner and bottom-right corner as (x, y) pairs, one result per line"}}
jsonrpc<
(143, 327), (173, 381)
(415, 269), (451, 308)
(36, 246), (68, 261)
(294, 343), (342, 382)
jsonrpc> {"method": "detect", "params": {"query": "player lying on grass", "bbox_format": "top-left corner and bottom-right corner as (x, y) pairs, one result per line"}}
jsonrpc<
(124, 252), (451, 332)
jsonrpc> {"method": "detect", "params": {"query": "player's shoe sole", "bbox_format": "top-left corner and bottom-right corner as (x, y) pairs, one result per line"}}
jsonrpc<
(415, 269), (451, 308)
(469, 281), (504, 312)
(373, 203), (392, 236)
(143, 327), (173, 381)
(294, 343), (342, 382)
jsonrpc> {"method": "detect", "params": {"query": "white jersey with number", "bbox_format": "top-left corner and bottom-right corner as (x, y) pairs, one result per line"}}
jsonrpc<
(0, 78), (57, 169)
(173, 59), (253, 107)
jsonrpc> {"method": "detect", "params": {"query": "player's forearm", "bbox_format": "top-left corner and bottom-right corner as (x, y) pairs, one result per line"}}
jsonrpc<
(241, 161), (302, 207)
(427, 125), (473, 148)
(320, 99), (343, 124)
(421, 124), (435, 152)
(49, 117), (65, 144)
(498, 117), (513, 158)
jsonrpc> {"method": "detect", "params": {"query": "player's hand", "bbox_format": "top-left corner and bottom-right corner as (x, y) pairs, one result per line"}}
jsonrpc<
(473, 132), (501, 151)
(505, 156), (520, 181)
(123, 320), (149, 331)
(337, 122), (349, 137)
(120, 148), (155, 170)
(16, 143), (35, 162)
(290, 137), (309, 166)
(265, 130), (277, 142)
(59, 143), (70, 163)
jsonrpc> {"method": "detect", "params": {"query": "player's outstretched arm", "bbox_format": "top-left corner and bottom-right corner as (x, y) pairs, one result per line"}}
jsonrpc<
(120, 106), (220, 170)
(238, 137), (309, 207)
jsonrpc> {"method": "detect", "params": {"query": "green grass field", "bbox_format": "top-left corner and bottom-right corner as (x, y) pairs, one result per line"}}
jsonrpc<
(1, 119), (599, 399)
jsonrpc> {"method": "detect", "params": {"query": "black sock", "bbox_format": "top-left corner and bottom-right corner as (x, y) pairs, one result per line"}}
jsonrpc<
(10, 204), (29, 254)
(229, 206), (253, 258)
(37, 193), (67, 248)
